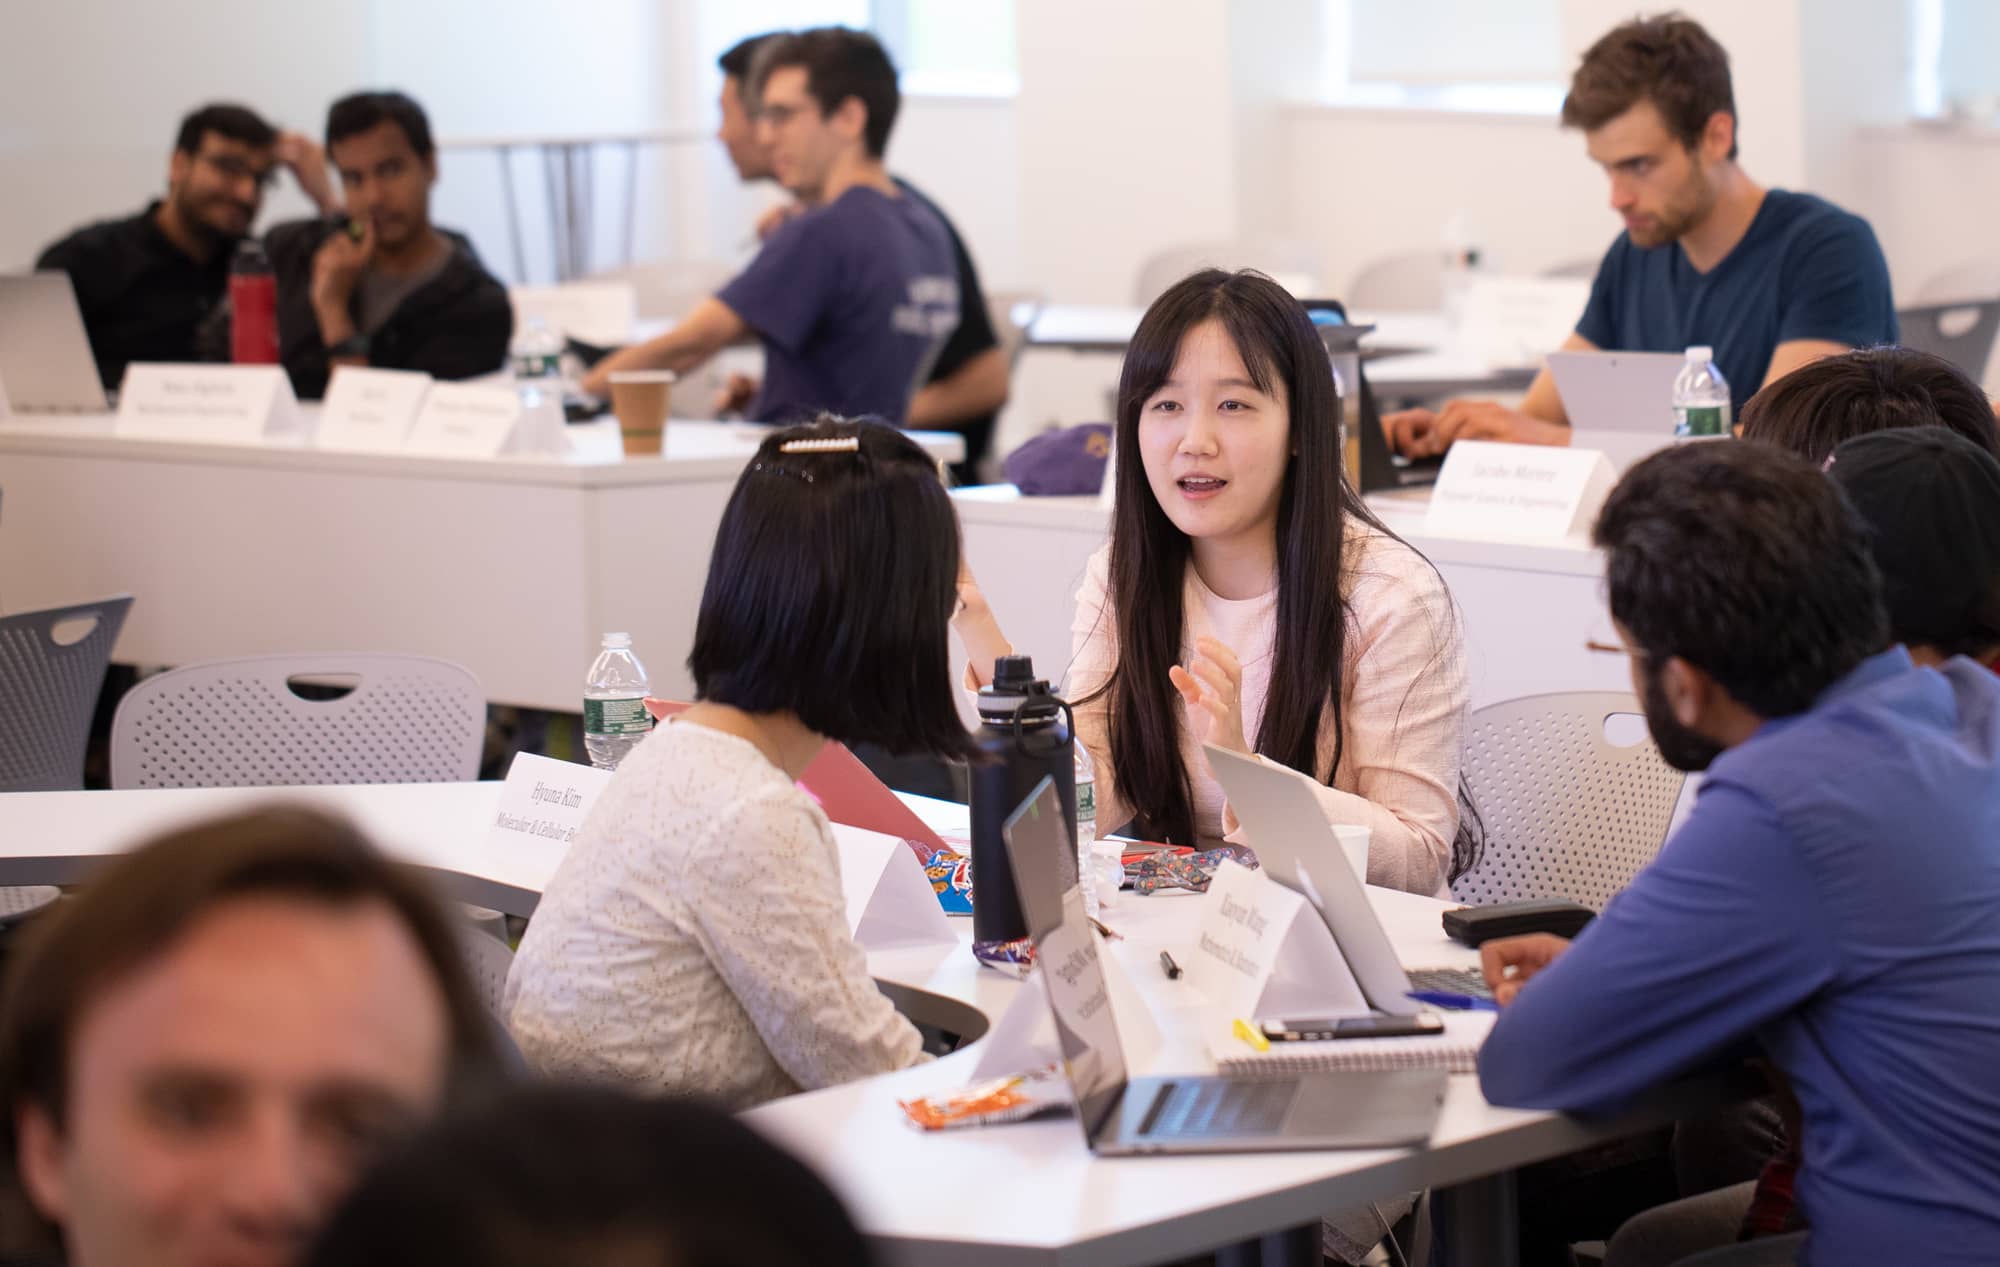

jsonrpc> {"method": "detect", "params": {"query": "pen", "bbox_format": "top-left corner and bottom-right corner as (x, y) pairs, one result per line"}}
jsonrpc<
(1406, 989), (1498, 1012)
(1231, 1017), (1270, 1052)
(1158, 950), (1181, 979)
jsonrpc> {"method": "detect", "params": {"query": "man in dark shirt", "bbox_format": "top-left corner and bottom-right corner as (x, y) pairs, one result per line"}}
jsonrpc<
(35, 103), (339, 389)
(583, 31), (960, 438)
(265, 92), (511, 400)
(715, 32), (1006, 480)
(1388, 16), (1897, 457)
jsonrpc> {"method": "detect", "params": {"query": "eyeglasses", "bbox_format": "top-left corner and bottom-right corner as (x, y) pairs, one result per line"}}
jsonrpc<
(755, 102), (813, 128)
(201, 153), (276, 190)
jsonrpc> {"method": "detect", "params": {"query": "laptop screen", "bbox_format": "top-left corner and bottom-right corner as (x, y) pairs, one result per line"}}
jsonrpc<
(1003, 778), (1128, 1137)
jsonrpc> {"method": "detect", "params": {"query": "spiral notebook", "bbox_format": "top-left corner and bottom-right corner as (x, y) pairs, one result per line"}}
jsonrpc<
(1207, 1010), (1494, 1077)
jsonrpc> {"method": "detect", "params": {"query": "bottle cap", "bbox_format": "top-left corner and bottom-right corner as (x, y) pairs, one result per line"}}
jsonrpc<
(1685, 345), (1714, 362)
(602, 632), (631, 648)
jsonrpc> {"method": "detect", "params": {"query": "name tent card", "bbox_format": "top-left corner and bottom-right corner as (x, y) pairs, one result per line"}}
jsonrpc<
(831, 823), (958, 951)
(1183, 860), (1365, 1021)
(486, 752), (612, 852)
(317, 367), (432, 452)
(405, 382), (563, 458)
(972, 911), (1162, 1079)
(1424, 439), (1618, 545)
(115, 364), (302, 443)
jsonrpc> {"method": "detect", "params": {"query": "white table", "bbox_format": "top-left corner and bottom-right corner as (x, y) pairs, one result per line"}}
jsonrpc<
(0, 414), (962, 711)
(0, 780), (1733, 1266)
(1026, 306), (1539, 399)
(952, 486), (1628, 715)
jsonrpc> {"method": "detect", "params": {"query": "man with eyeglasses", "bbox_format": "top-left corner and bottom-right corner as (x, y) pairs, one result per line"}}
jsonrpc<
(35, 103), (339, 390)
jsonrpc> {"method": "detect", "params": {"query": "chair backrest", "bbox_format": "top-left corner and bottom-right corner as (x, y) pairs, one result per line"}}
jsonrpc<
(1452, 691), (1686, 910)
(1541, 256), (1599, 280)
(110, 653), (484, 789)
(1895, 299), (2000, 384)
(1345, 249), (1443, 312)
(0, 594), (133, 793)
(457, 923), (516, 1018)
(1132, 240), (1324, 307)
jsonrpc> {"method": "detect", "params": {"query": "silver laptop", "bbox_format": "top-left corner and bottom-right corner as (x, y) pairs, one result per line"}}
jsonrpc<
(1002, 778), (1446, 1156)
(0, 273), (109, 412)
(1546, 350), (1686, 434)
(1204, 745), (1489, 1008)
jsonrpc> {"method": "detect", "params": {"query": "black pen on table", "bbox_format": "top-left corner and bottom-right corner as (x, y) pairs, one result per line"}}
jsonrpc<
(1159, 950), (1182, 980)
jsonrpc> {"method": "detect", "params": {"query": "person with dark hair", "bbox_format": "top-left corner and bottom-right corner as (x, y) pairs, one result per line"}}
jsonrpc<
(0, 806), (502, 1267)
(505, 416), (963, 1106)
(1387, 14), (1896, 458)
(1737, 344), (2000, 465)
(1828, 426), (2000, 671)
(583, 29), (959, 429)
(954, 270), (1476, 895)
(305, 1084), (873, 1267)
(263, 90), (511, 399)
(717, 33), (778, 183)
(1477, 442), (2000, 1266)
(710, 28), (1006, 483)
(35, 102), (339, 388)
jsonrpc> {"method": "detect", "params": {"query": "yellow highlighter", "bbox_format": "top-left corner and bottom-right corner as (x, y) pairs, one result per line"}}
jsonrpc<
(1231, 1017), (1271, 1053)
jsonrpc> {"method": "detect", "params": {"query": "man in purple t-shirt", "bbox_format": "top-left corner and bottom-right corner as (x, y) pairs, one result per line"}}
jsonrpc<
(585, 28), (958, 426)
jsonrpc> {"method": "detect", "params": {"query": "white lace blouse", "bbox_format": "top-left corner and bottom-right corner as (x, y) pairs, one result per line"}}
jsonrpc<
(503, 720), (925, 1108)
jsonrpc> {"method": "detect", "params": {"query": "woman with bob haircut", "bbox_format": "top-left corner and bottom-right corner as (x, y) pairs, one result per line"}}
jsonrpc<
(956, 269), (1477, 896)
(505, 416), (968, 1107)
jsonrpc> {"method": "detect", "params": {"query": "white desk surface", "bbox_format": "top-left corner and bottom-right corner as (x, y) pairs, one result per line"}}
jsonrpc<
(0, 781), (1722, 1265)
(0, 411), (964, 487)
(1025, 306), (1539, 397)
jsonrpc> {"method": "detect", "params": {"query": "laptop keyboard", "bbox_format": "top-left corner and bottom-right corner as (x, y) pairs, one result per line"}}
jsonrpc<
(1139, 1079), (1293, 1137)
(1407, 966), (1493, 999)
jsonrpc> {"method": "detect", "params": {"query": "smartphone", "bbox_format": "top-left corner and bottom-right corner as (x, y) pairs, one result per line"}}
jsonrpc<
(1259, 1014), (1445, 1043)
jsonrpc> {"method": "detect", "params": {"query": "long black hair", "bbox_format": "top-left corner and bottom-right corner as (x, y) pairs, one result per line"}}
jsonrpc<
(1083, 269), (1479, 879)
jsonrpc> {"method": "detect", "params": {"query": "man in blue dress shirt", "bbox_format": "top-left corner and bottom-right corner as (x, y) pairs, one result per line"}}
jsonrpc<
(1388, 16), (1897, 458)
(1477, 442), (2000, 1266)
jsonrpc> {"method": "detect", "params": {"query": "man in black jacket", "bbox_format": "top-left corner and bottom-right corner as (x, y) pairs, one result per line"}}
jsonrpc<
(267, 91), (510, 400)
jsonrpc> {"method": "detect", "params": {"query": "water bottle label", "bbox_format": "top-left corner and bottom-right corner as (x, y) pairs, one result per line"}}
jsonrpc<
(584, 696), (653, 736)
(1676, 405), (1728, 438)
(1076, 780), (1096, 821)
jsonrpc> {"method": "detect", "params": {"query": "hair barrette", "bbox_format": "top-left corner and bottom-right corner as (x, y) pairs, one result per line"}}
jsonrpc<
(778, 436), (861, 454)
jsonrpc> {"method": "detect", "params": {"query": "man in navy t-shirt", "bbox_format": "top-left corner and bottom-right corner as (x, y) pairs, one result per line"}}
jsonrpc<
(584, 28), (957, 426)
(1388, 16), (1896, 457)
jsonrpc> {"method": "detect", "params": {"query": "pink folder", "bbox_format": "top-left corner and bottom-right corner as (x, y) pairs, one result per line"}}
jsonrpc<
(642, 698), (947, 850)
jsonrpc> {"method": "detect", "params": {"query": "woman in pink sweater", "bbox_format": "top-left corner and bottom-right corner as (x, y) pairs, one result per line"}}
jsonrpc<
(956, 270), (1477, 895)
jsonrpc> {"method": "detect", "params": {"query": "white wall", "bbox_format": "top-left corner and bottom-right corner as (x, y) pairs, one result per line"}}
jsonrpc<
(0, 1), (370, 268)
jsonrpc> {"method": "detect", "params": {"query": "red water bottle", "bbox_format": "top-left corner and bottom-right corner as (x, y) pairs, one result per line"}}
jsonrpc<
(229, 239), (278, 364)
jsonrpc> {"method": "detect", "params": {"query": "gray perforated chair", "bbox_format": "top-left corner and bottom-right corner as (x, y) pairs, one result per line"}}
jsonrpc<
(0, 594), (131, 926)
(0, 594), (133, 793)
(1895, 299), (2000, 384)
(1452, 691), (1686, 910)
(109, 653), (484, 788)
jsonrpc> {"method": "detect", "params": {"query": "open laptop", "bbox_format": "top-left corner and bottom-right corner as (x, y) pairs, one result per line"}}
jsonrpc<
(1002, 777), (1447, 1155)
(1203, 745), (1489, 1006)
(0, 274), (108, 412)
(1545, 350), (1686, 435)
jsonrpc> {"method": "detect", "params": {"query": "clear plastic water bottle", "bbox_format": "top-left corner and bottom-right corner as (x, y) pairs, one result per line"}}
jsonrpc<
(1672, 345), (1732, 440)
(510, 316), (565, 409)
(583, 632), (652, 770)
(1073, 743), (1099, 918)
